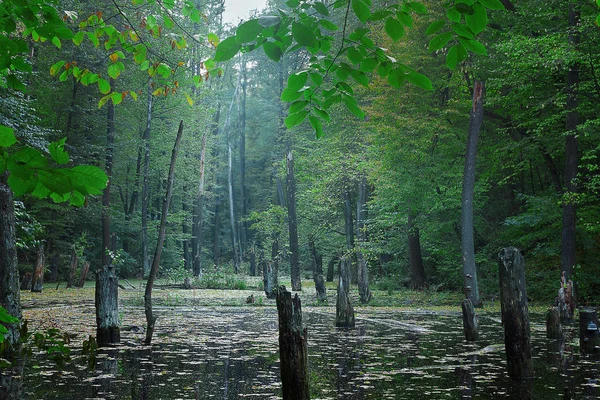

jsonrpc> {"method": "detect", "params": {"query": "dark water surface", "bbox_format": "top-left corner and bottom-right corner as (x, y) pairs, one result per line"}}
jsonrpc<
(8, 305), (600, 399)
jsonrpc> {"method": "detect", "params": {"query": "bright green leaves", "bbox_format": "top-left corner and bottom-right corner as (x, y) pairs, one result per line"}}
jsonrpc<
(446, 44), (467, 70)
(292, 21), (318, 48)
(214, 36), (241, 62)
(263, 42), (283, 62)
(236, 20), (263, 44)
(313, 2), (330, 17)
(1, 136), (107, 206)
(385, 17), (405, 42)
(0, 125), (17, 148)
(478, 0), (505, 10)
(352, 0), (371, 24)
(0, 306), (18, 344)
(285, 111), (309, 129)
(429, 32), (453, 51)
(406, 71), (432, 91)
(465, 4), (488, 35)
(309, 115), (323, 139)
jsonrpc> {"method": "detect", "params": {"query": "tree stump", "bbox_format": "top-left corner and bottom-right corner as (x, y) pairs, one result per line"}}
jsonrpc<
(546, 306), (562, 339)
(357, 253), (372, 304)
(336, 273), (355, 328)
(31, 244), (45, 293)
(339, 256), (350, 294)
(95, 265), (120, 346)
(579, 309), (600, 354)
(314, 275), (327, 302)
(498, 247), (533, 379)
(461, 298), (479, 341)
(20, 273), (32, 291)
(77, 261), (90, 288)
(276, 286), (309, 400)
(264, 261), (277, 299)
(558, 271), (574, 324)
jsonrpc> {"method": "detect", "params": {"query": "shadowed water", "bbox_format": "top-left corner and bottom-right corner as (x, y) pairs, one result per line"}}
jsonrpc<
(7, 305), (600, 399)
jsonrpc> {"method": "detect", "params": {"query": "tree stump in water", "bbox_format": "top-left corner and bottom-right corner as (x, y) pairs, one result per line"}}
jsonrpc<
(95, 265), (120, 346)
(264, 261), (277, 299)
(461, 298), (479, 341)
(31, 245), (45, 293)
(558, 271), (574, 324)
(546, 306), (562, 339)
(276, 286), (309, 400)
(336, 273), (355, 328)
(498, 247), (533, 379)
(314, 274), (327, 302)
(579, 309), (600, 354)
(339, 257), (350, 294)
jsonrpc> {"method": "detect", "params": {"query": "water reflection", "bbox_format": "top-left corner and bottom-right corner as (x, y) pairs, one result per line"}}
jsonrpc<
(10, 306), (600, 399)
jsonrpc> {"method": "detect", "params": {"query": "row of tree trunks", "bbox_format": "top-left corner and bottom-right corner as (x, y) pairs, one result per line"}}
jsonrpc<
(144, 121), (184, 345)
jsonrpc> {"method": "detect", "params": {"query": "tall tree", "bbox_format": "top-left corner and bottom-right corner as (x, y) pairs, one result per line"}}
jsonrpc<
(141, 82), (153, 278)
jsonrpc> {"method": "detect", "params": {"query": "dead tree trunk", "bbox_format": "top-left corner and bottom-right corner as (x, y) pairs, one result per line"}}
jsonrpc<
(0, 176), (21, 357)
(314, 275), (327, 302)
(77, 261), (90, 288)
(144, 121), (184, 345)
(579, 309), (599, 354)
(264, 239), (279, 299)
(498, 247), (533, 379)
(276, 286), (310, 400)
(461, 298), (479, 341)
(408, 214), (426, 290)
(239, 60), (249, 258)
(461, 80), (484, 307)
(287, 149), (301, 291)
(336, 258), (355, 328)
(558, 271), (575, 323)
(546, 306), (562, 339)
(20, 273), (32, 291)
(66, 248), (78, 289)
(309, 240), (327, 302)
(31, 244), (45, 293)
(249, 242), (256, 276)
(326, 258), (335, 282)
(356, 176), (372, 303)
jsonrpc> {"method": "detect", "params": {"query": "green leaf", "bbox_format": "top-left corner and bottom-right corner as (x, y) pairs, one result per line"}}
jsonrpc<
(350, 69), (369, 87)
(281, 87), (304, 102)
(288, 71), (308, 92)
(0, 306), (18, 324)
(69, 165), (108, 195)
(313, 2), (329, 16)
(108, 63), (121, 79)
(31, 182), (52, 199)
(50, 60), (65, 76)
(214, 36), (241, 62)
(478, 0), (505, 10)
(369, 10), (393, 21)
(7, 75), (26, 91)
(446, 44), (467, 70)
(343, 96), (365, 119)
(13, 147), (47, 168)
(7, 174), (36, 197)
(351, 0), (371, 24)
(347, 48), (363, 64)
(465, 4), (487, 34)
(310, 72), (323, 85)
(285, 111), (308, 129)
(385, 17), (404, 42)
(39, 170), (72, 195)
(236, 19), (262, 44)
(11, 57), (32, 72)
(69, 191), (85, 207)
(360, 57), (379, 72)
(98, 78), (111, 94)
(0, 125), (17, 148)
(263, 41), (283, 61)
(406, 71), (433, 90)
(459, 37), (488, 55)
(407, 2), (428, 14)
(396, 11), (414, 28)
(309, 115), (324, 139)
(597, 14), (600, 27)
(313, 107), (331, 122)
(426, 20), (445, 35)
(447, 7), (461, 23)
(429, 32), (452, 51)
(388, 68), (405, 88)
(48, 138), (70, 165)
(319, 19), (338, 31)
(73, 31), (85, 45)
(289, 100), (309, 114)
(111, 92), (123, 105)
(451, 23), (474, 39)
(292, 21), (318, 48)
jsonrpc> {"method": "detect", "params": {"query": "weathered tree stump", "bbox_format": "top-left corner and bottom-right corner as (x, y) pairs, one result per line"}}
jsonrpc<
(314, 274), (327, 302)
(357, 254), (372, 304)
(339, 256), (350, 294)
(546, 306), (562, 339)
(579, 309), (600, 354)
(461, 298), (479, 341)
(336, 272), (355, 328)
(95, 265), (120, 346)
(31, 245), (45, 293)
(77, 261), (89, 288)
(66, 249), (78, 289)
(498, 247), (533, 379)
(326, 258), (335, 282)
(264, 262), (277, 299)
(558, 271), (574, 324)
(20, 272), (32, 291)
(276, 286), (309, 400)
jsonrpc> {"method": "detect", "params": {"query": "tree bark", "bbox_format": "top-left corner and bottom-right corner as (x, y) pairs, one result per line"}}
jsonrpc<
(0, 176), (21, 358)
(66, 248), (78, 289)
(498, 247), (533, 379)
(546, 306), (562, 340)
(336, 257), (355, 328)
(77, 261), (89, 288)
(461, 80), (483, 307)
(239, 60), (249, 259)
(287, 149), (301, 291)
(561, 1), (580, 290)
(408, 214), (426, 290)
(461, 298), (479, 341)
(276, 286), (310, 400)
(182, 187), (191, 270)
(141, 82), (153, 278)
(326, 257), (335, 282)
(264, 239), (279, 299)
(96, 84), (120, 347)
(192, 131), (208, 279)
(144, 121), (184, 345)
(356, 177), (371, 303)
(31, 244), (45, 293)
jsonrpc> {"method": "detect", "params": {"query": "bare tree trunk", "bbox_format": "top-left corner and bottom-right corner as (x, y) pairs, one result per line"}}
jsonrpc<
(408, 213), (426, 290)
(461, 80), (483, 307)
(239, 60), (249, 259)
(287, 149), (301, 291)
(144, 121), (184, 345)
(356, 176), (371, 303)
(77, 261), (89, 288)
(66, 248), (78, 289)
(96, 83), (120, 347)
(182, 187), (191, 270)
(562, 2), (580, 293)
(0, 175), (21, 358)
(141, 82), (153, 278)
(31, 244), (45, 293)
(336, 257), (355, 328)
(192, 131), (208, 279)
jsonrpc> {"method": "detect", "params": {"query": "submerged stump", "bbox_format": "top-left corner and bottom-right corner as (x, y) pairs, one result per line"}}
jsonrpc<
(336, 271), (355, 328)
(95, 265), (120, 346)
(314, 274), (327, 302)
(546, 306), (562, 340)
(498, 247), (533, 379)
(461, 298), (479, 341)
(276, 286), (309, 400)
(579, 309), (600, 354)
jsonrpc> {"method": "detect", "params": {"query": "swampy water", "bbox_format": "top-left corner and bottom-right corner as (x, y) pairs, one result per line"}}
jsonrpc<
(7, 289), (600, 399)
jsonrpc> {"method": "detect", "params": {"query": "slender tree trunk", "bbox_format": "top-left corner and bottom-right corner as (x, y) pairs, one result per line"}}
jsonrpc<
(31, 244), (45, 293)
(182, 189), (191, 270)
(461, 80), (483, 307)
(225, 73), (242, 273)
(408, 213), (426, 290)
(144, 121), (184, 345)
(562, 2), (580, 288)
(356, 176), (371, 303)
(96, 88), (120, 346)
(0, 175), (21, 358)
(77, 261), (89, 288)
(213, 198), (221, 267)
(239, 60), (249, 260)
(66, 248), (78, 289)
(287, 149), (301, 291)
(141, 83), (153, 278)
(192, 131), (208, 279)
